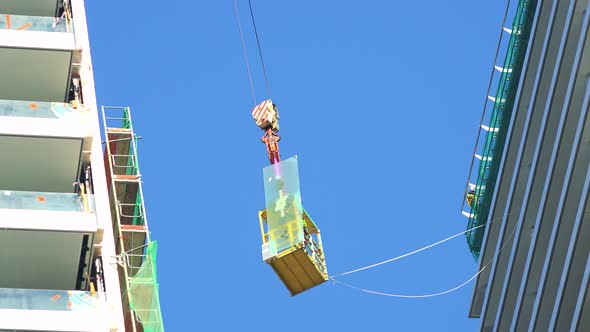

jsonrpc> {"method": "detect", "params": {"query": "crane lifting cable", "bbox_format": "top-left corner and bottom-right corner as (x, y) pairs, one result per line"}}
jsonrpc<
(232, 0), (272, 104)
(247, 0), (272, 98)
(232, 0), (256, 104)
(331, 215), (520, 298)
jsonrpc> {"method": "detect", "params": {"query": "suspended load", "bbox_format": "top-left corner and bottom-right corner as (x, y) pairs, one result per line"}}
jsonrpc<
(251, 99), (328, 295)
(233, 0), (329, 295)
(257, 156), (328, 295)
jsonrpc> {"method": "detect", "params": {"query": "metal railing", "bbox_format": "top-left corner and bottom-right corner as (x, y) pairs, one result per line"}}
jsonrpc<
(102, 106), (159, 332)
(462, 0), (536, 259)
(303, 230), (327, 276)
(259, 209), (328, 275)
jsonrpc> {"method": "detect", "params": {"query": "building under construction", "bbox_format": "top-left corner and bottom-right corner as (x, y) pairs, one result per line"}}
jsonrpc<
(0, 1), (163, 331)
(464, 0), (590, 330)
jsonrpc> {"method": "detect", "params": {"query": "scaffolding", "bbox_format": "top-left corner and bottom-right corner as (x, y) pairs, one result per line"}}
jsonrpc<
(102, 106), (164, 332)
(463, 0), (537, 259)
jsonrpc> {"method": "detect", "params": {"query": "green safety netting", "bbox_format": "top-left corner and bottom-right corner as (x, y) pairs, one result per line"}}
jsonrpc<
(122, 107), (132, 129)
(128, 241), (164, 332)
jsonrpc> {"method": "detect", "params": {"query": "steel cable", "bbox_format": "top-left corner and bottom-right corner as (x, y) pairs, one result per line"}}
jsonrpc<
(232, 0), (257, 105)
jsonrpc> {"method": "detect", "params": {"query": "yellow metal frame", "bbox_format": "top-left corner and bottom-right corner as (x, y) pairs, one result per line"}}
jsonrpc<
(259, 209), (326, 264)
(259, 208), (328, 295)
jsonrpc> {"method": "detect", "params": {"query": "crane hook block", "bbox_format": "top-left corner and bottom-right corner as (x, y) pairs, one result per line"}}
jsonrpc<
(252, 99), (280, 132)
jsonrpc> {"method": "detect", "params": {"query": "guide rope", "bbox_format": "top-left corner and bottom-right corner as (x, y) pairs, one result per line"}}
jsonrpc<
(331, 215), (520, 298)
(333, 223), (487, 277)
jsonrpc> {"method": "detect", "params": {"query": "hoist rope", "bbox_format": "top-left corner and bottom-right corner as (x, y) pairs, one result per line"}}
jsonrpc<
(247, 0), (272, 99)
(331, 215), (520, 298)
(232, 0), (257, 105)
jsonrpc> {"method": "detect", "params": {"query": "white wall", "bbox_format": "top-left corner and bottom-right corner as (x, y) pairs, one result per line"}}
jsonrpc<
(70, 0), (126, 330)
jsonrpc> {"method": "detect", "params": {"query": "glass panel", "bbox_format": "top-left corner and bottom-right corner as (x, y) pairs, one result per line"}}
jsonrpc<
(0, 288), (98, 311)
(0, 190), (84, 212)
(86, 194), (96, 213)
(0, 99), (77, 119)
(0, 14), (70, 33)
(263, 157), (304, 253)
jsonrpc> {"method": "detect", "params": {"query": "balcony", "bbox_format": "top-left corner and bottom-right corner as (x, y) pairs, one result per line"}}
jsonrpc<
(0, 190), (96, 291)
(0, 99), (91, 193)
(463, 0), (534, 260)
(0, 14), (70, 32)
(0, 13), (76, 102)
(0, 1), (64, 17)
(0, 288), (98, 311)
(0, 189), (91, 211)
(0, 288), (109, 331)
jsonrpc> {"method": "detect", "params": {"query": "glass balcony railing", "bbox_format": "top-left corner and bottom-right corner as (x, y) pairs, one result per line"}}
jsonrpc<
(0, 288), (99, 311)
(0, 14), (71, 33)
(0, 99), (78, 119)
(263, 157), (305, 254)
(464, 0), (537, 260)
(0, 190), (94, 212)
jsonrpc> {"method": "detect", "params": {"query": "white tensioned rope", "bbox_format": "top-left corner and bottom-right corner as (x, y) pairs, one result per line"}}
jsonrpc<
(334, 224), (485, 277)
(333, 214), (509, 277)
(331, 215), (520, 298)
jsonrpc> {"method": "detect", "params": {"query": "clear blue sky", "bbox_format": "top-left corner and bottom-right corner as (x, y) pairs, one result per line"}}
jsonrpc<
(86, 1), (508, 331)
